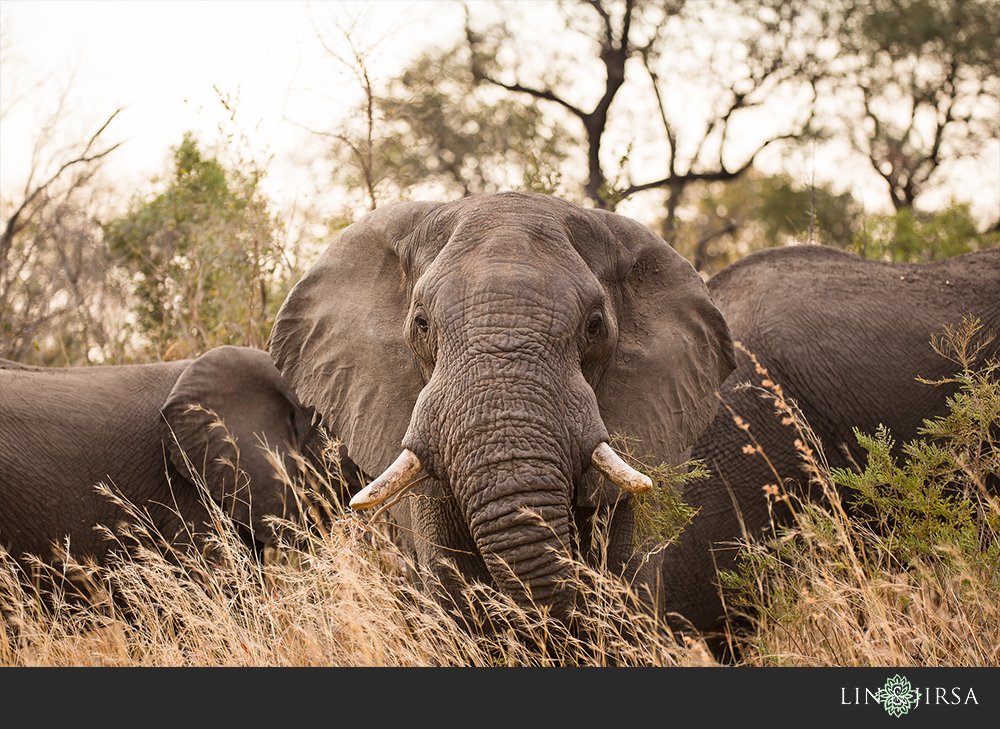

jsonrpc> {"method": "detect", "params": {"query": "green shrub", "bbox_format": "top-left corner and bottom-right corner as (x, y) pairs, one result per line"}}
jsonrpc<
(835, 316), (999, 569)
(722, 317), (999, 666)
(852, 202), (1000, 262)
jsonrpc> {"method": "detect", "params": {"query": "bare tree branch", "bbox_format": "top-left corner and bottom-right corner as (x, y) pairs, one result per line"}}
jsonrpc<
(465, 0), (640, 206)
(1, 108), (122, 270)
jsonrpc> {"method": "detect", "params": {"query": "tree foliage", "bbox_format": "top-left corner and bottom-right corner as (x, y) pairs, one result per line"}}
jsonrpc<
(316, 15), (575, 210)
(104, 133), (293, 360)
(852, 201), (1000, 262)
(834, 0), (1000, 211)
(373, 46), (573, 200)
(4, 0), (996, 367)
(673, 169), (861, 275)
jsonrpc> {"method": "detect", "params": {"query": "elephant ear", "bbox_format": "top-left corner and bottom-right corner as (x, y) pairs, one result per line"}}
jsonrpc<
(589, 209), (735, 487)
(268, 201), (444, 478)
(161, 345), (316, 544)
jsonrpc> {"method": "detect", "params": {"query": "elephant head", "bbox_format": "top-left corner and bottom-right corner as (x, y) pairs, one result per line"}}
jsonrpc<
(269, 192), (734, 620)
(160, 345), (335, 546)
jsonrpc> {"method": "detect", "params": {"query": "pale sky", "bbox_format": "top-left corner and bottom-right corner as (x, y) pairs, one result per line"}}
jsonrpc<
(2, 0), (998, 229)
(1, 0), (459, 217)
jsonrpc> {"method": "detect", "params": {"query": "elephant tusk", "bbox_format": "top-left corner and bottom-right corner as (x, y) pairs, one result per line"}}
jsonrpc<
(349, 449), (424, 509)
(591, 442), (653, 494)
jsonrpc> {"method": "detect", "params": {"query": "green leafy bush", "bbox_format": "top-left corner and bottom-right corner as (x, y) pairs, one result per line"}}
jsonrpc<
(722, 317), (999, 665)
(104, 133), (294, 360)
(835, 316), (999, 567)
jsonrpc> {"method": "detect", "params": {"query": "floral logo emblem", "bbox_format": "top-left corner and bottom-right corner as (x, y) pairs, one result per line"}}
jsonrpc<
(879, 675), (920, 717)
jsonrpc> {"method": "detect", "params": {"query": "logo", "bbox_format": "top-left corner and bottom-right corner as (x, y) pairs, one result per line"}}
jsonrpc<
(841, 674), (978, 715)
(879, 675), (919, 717)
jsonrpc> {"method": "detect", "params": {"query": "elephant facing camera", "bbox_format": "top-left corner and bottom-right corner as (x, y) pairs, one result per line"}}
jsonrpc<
(268, 191), (736, 628)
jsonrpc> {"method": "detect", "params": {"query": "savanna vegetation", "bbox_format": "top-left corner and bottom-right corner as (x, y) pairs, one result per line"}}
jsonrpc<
(2, 318), (996, 666)
(1, 0), (997, 666)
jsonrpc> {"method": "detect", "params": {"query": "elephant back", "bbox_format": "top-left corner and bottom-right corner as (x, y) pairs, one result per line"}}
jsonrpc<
(0, 361), (193, 563)
(708, 244), (1000, 459)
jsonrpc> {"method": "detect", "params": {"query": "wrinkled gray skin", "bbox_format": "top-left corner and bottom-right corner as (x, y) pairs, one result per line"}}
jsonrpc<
(269, 191), (735, 624)
(656, 245), (1000, 641)
(0, 345), (362, 575)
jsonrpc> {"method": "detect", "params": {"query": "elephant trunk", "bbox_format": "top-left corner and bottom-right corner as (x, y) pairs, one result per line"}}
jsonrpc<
(350, 445), (578, 617)
(354, 435), (650, 622)
(350, 325), (653, 622)
(459, 458), (577, 620)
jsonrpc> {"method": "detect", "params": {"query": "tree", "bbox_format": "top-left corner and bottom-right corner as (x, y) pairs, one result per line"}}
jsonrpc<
(460, 0), (835, 232)
(463, 0), (660, 207)
(833, 0), (1000, 214)
(309, 6), (575, 211)
(320, 0), (840, 246)
(1, 7), (127, 364)
(0, 170), (130, 365)
(371, 45), (574, 201)
(104, 133), (293, 360)
(312, 0), (997, 267)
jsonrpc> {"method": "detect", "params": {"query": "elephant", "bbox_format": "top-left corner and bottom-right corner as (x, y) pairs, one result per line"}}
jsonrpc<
(654, 244), (1000, 643)
(0, 345), (364, 581)
(268, 191), (736, 626)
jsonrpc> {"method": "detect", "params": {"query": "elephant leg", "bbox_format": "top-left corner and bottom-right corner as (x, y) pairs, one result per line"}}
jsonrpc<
(573, 500), (664, 639)
(402, 485), (494, 627)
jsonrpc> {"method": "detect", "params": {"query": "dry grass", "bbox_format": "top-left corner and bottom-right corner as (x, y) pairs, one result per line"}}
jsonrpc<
(740, 539), (1000, 667)
(0, 441), (719, 667)
(4, 333), (997, 667)
(731, 484), (1000, 666)
(721, 331), (1000, 667)
(0, 520), (722, 667)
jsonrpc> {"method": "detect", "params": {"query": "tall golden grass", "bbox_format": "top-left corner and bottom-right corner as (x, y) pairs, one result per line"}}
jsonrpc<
(0, 439), (720, 667)
(3, 322), (997, 666)
(717, 320), (1000, 667)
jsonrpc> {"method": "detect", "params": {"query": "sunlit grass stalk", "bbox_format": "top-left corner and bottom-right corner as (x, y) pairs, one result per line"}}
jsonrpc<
(724, 320), (1000, 666)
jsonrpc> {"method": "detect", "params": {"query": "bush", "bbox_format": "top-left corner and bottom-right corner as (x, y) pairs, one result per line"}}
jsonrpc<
(852, 202), (1000, 262)
(104, 133), (296, 360)
(722, 317), (1000, 666)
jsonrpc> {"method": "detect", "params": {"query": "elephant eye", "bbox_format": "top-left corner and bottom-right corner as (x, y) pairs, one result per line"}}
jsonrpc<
(586, 313), (604, 337)
(414, 313), (429, 333)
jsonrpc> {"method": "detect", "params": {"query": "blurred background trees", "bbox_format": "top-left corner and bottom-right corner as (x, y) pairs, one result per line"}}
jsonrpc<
(834, 0), (1000, 212)
(2, 0), (997, 364)
(0, 82), (127, 364)
(104, 132), (296, 361)
(321, 0), (997, 273)
(2, 106), (308, 365)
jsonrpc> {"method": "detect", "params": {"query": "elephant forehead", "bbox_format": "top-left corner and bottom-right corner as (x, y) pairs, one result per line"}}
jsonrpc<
(418, 231), (600, 303)
(423, 263), (604, 347)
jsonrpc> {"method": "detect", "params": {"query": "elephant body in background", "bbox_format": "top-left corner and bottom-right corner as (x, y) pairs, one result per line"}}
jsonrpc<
(269, 191), (735, 624)
(657, 245), (1000, 638)
(0, 345), (362, 575)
